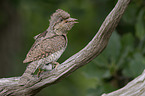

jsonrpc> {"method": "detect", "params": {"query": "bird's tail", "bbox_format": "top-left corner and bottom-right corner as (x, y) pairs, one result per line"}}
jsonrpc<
(18, 61), (39, 85)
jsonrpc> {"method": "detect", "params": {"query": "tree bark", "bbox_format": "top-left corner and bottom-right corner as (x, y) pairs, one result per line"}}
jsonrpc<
(102, 70), (145, 96)
(0, 0), (131, 95)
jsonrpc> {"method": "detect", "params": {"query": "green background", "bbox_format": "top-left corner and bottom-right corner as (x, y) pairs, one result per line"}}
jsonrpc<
(0, 0), (145, 96)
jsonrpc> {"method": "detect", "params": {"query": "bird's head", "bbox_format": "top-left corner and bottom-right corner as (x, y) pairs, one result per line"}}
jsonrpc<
(49, 9), (78, 35)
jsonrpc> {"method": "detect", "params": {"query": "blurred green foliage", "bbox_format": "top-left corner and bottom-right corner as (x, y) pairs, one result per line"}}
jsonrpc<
(0, 0), (145, 96)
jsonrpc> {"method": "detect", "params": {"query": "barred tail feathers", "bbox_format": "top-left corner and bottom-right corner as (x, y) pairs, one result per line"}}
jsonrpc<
(18, 61), (39, 85)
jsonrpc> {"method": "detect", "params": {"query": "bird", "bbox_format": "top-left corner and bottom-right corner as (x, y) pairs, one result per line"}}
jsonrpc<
(18, 9), (78, 85)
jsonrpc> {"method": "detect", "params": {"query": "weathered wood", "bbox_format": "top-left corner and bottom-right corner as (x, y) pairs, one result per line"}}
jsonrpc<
(0, 0), (131, 95)
(102, 70), (145, 96)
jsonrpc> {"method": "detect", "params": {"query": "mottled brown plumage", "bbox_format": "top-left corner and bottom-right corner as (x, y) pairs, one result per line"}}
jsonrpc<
(19, 9), (78, 85)
(23, 35), (66, 63)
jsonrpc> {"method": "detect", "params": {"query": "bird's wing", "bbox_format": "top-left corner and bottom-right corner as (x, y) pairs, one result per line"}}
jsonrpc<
(23, 35), (67, 63)
(33, 31), (47, 40)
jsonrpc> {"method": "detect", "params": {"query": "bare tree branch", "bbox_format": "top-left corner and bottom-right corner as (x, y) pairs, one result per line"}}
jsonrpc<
(0, 0), (131, 95)
(102, 70), (145, 96)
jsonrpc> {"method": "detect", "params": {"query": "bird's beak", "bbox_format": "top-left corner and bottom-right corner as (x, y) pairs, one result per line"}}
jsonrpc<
(66, 18), (78, 23)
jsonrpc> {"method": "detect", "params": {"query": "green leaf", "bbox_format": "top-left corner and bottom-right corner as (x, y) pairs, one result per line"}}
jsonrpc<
(121, 33), (135, 49)
(135, 9), (145, 40)
(86, 82), (116, 96)
(103, 31), (121, 63)
(123, 53), (145, 78)
(83, 62), (110, 79)
(83, 31), (121, 79)
(122, 4), (137, 24)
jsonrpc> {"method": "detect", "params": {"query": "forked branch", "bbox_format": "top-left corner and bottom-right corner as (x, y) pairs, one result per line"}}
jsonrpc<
(0, 0), (131, 95)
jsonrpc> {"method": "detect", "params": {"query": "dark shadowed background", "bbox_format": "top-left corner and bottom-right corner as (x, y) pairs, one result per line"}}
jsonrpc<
(0, 0), (145, 96)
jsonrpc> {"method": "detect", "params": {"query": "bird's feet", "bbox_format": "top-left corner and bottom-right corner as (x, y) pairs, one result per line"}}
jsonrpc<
(52, 61), (60, 69)
(37, 68), (44, 77)
(37, 62), (60, 77)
